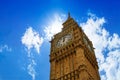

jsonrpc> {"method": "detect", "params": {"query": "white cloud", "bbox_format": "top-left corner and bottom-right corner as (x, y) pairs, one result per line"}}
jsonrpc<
(44, 13), (66, 41)
(21, 27), (43, 55)
(80, 13), (120, 80)
(108, 33), (120, 50)
(0, 44), (12, 53)
(21, 27), (43, 80)
(27, 59), (36, 80)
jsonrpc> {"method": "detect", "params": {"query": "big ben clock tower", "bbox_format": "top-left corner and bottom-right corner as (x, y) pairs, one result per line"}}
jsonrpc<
(49, 13), (100, 80)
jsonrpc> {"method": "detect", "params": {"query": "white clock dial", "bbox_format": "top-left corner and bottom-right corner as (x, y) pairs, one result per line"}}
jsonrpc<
(83, 37), (88, 45)
(88, 44), (92, 52)
(83, 37), (93, 52)
(56, 33), (72, 47)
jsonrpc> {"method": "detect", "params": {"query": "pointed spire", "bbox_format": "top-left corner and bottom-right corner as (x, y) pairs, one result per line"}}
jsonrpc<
(68, 12), (71, 19)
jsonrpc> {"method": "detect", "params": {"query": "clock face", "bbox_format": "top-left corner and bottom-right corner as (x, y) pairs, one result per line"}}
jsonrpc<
(83, 37), (93, 52)
(88, 44), (93, 52)
(83, 37), (88, 45)
(56, 33), (72, 47)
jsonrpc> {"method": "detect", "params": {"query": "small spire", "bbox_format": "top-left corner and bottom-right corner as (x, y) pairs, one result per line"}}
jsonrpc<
(68, 12), (71, 19)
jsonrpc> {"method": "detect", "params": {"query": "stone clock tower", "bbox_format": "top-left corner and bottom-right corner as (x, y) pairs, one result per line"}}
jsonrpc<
(49, 13), (100, 80)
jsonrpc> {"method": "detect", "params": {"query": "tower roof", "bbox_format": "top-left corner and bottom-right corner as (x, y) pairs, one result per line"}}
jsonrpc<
(62, 12), (75, 27)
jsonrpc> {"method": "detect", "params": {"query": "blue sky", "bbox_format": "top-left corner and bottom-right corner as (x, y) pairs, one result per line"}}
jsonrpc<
(0, 0), (120, 80)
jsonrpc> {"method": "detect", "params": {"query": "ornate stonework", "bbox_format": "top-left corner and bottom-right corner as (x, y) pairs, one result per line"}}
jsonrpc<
(49, 13), (100, 80)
